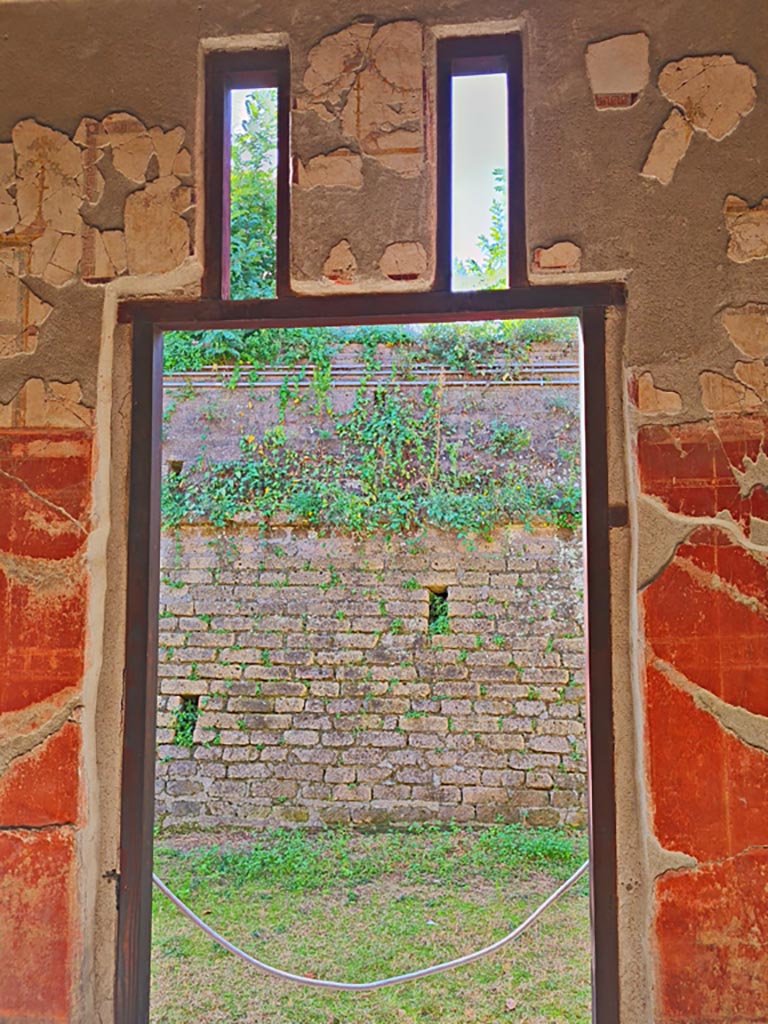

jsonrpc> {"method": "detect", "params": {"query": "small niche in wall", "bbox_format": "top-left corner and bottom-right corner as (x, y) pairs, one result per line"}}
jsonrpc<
(173, 695), (200, 747)
(427, 587), (449, 635)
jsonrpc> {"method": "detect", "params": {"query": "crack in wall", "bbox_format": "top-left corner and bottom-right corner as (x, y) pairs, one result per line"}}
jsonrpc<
(636, 495), (768, 590)
(671, 549), (768, 618)
(652, 656), (768, 754)
(0, 465), (88, 533)
(0, 694), (80, 774)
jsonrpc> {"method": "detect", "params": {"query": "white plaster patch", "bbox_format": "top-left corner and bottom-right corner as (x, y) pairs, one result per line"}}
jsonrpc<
(635, 371), (682, 414)
(659, 54), (756, 141)
(531, 241), (582, 273)
(641, 110), (693, 185)
(296, 149), (363, 189)
(724, 196), (768, 264)
(379, 241), (427, 280)
(300, 21), (425, 176)
(722, 304), (768, 358)
(302, 21), (375, 110)
(124, 175), (191, 275)
(322, 240), (357, 284)
(699, 370), (761, 413)
(585, 33), (650, 109)
(734, 359), (768, 402)
(149, 126), (186, 177)
(13, 120), (83, 234)
(20, 378), (94, 428)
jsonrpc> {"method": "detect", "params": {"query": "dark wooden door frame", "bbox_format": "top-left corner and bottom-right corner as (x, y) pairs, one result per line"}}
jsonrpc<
(115, 284), (623, 1024)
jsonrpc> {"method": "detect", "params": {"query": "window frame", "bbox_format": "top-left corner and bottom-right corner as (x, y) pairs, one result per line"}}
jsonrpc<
(203, 49), (291, 300)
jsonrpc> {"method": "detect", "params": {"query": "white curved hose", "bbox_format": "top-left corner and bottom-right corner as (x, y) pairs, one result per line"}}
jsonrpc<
(153, 858), (589, 991)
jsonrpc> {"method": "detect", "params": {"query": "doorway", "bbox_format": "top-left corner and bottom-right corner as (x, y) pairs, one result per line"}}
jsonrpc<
(115, 291), (621, 1024)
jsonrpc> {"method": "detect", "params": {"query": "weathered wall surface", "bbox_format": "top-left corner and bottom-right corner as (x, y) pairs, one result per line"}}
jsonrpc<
(155, 525), (586, 830)
(0, 1), (766, 1022)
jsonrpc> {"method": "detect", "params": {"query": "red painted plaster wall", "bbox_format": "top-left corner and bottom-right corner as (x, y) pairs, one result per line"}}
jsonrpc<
(0, 431), (91, 1021)
(640, 419), (768, 1023)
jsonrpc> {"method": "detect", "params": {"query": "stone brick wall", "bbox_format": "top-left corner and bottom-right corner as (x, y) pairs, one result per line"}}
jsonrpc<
(155, 523), (586, 830)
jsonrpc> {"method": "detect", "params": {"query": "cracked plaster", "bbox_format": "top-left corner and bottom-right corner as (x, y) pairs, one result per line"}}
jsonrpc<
(296, 148), (364, 189)
(0, 114), (193, 416)
(642, 55), (756, 185)
(0, 8), (762, 1023)
(640, 110), (693, 186)
(658, 55), (756, 142)
(699, 369), (763, 414)
(298, 21), (424, 177)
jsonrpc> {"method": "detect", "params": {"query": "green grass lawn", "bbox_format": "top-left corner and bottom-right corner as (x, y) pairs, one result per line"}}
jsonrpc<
(151, 824), (591, 1024)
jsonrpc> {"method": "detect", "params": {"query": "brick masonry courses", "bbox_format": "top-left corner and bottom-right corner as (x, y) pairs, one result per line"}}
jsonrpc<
(155, 523), (586, 830)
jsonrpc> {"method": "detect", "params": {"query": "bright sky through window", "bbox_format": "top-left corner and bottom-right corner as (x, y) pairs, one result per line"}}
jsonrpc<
(451, 73), (508, 288)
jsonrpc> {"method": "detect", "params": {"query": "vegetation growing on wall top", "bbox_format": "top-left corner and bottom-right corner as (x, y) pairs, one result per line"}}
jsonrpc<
(161, 92), (582, 538)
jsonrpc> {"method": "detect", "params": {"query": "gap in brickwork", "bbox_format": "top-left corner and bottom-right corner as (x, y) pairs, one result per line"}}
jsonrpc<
(171, 695), (200, 746)
(427, 586), (450, 635)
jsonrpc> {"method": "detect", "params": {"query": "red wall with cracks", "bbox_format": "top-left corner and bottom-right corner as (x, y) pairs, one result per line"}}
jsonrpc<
(640, 419), (768, 1023)
(0, 430), (91, 1021)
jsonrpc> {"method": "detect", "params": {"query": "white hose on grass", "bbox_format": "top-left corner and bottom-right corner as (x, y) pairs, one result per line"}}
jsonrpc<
(153, 858), (589, 992)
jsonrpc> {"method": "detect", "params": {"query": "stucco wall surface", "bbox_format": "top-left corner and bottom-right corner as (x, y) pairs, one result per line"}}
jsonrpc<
(0, 2), (766, 1022)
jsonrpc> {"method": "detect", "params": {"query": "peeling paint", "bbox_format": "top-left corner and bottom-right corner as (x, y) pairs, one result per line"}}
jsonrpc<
(634, 371), (682, 415)
(724, 195), (768, 264)
(322, 239), (357, 283)
(658, 54), (756, 142)
(722, 303), (768, 358)
(531, 241), (582, 273)
(585, 33), (649, 109)
(640, 110), (693, 186)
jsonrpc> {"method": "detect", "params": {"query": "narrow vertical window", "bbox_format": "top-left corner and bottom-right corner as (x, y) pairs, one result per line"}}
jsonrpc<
(451, 73), (508, 290)
(228, 87), (278, 299)
(437, 36), (525, 292)
(204, 51), (290, 300)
